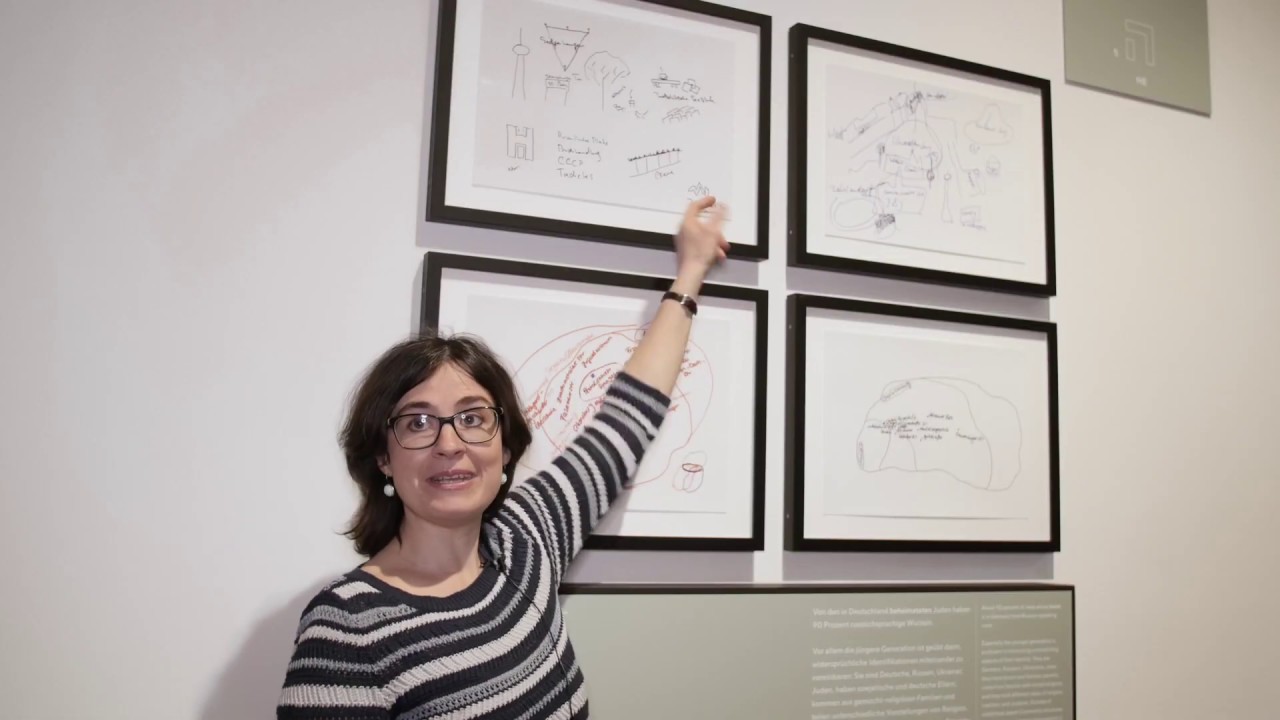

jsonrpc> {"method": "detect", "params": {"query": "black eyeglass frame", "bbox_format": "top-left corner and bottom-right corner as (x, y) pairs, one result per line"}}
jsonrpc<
(385, 405), (504, 450)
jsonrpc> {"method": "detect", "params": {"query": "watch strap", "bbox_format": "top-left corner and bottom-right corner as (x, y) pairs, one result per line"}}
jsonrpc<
(662, 290), (698, 316)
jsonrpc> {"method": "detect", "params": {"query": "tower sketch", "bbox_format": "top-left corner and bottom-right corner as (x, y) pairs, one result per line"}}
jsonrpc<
(512, 29), (530, 100)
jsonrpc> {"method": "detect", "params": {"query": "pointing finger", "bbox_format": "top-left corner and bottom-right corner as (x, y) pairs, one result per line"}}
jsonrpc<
(685, 195), (716, 223)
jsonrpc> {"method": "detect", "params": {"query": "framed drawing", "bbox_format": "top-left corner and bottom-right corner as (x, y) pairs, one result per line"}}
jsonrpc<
(786, 294), (1059, 552)
(789, 23), (1056, 296)
(422, 251), (767, 551)
(427, 0), (771, 258)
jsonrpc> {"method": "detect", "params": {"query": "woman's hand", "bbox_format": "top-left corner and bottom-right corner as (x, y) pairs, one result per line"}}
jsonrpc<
(673, 196), (730, 290)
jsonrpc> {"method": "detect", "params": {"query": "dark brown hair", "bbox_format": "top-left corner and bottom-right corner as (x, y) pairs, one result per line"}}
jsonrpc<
(338, 331), (532, 557)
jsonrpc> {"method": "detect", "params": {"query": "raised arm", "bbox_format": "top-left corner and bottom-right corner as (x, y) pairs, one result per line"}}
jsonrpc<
(622, 195), (728, 394)
(493, 197), (729, 574)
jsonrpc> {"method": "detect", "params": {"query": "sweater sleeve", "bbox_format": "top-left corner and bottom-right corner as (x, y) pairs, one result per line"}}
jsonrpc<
(276, 587), (392, 720)
(497, 371), (670, 578)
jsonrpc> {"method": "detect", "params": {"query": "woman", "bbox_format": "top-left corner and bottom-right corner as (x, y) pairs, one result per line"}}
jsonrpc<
(277, 196), (729, 719)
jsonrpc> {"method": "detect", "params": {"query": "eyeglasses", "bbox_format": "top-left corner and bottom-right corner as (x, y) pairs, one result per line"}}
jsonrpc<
(386, 406), (503, 450)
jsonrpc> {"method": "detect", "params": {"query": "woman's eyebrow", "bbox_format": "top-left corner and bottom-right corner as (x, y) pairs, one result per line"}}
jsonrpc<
(393, 396), (492, 414)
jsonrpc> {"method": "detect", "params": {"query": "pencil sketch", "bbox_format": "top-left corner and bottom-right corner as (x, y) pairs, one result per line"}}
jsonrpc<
(584, 51), (631, 110)
(651, 69), (700, 95)
(505, 124), (534, 160)
(856, 377), (1022, 491)
(544, 74), (571, 105)
(470, 0), (737, 215)
(964, 105), (1014, 145)
(511, 30), (530, 100)
(663, 106), (700, 124)
(541, 23), (589, 71)
(823, 62), (1031, 264)
(629, 148), (681, 177)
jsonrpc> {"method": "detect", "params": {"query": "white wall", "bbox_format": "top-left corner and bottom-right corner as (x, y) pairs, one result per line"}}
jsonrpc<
(1, 1), (1276, 718)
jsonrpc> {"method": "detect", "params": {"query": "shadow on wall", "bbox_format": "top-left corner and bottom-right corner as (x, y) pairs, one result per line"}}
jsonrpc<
(198, 577), (334, 720)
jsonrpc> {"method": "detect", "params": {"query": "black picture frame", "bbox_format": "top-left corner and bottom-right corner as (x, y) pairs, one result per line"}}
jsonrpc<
(422, 251), (768, 551)
(427, 0), (772, 259)
(786, 293), (1060, 552)
(788, 23), (1057, 296)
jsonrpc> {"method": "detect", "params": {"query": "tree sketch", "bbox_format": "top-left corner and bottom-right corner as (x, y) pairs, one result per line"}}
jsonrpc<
(584, 51), (631, 110)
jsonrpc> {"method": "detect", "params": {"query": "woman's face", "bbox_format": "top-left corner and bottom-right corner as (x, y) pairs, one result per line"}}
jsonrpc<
(378, 361), (510, 530)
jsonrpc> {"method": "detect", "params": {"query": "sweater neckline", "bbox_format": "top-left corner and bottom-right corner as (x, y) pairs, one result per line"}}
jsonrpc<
(347, 561), (501, 611)
(346, 523), (512, 610)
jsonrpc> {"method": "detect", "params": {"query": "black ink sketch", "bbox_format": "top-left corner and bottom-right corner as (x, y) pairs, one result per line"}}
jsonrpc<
(544, 74), (570, 105)
(583, 51), (630, 110)
(828, 88), (1009, 239)
(540, 24), (590, 71)
(505, 124), (534, 161)
(511, 29), (530, 100)
(687, 181), (711, 199)
(960, 207), (984, 229)
(856, 378), (1022, 491)
(628, 148), (681, 176)
(663, 106), (700, 123)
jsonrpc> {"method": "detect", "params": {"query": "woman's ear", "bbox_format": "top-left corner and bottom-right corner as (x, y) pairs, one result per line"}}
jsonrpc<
(503, 448), (511, 467)
(377, 454), (391, 477)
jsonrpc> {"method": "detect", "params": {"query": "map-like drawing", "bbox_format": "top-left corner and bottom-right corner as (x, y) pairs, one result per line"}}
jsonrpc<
(856, 377), (1022, 490)
(827, 89), (986, 241)
(513, 323), (714, 495)
(822, 65), (1029, 264)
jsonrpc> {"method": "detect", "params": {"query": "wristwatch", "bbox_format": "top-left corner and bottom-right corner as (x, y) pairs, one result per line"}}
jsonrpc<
(662, 290), (698, 317)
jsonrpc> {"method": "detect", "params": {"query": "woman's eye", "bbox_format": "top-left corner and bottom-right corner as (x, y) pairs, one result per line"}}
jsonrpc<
(407, 415), (431, 432)
(458, 412), (482, 427)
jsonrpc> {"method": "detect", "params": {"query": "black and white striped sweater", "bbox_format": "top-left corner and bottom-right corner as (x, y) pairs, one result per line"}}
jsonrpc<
(277, 372), (669, 719)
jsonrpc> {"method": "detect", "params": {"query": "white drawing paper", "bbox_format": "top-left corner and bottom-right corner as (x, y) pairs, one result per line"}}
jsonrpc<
(807, 44), (1047, 285)
(803, 310), (1052, 543)
(444, 0), (761, 244)
(472, 0), (735, 213)
(435, 270), (758, 540)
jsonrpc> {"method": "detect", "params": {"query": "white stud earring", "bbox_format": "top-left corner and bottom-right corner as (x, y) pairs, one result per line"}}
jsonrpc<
(501, 472), (509, 485)
(383, 476), (395, 497)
